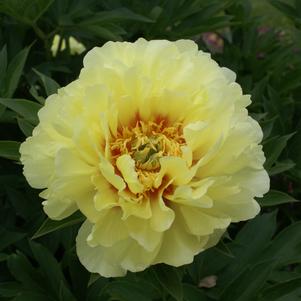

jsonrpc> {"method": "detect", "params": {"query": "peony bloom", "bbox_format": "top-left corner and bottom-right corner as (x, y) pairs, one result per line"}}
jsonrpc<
(20, 39), (269, 277)
(51, 34), (86, 57)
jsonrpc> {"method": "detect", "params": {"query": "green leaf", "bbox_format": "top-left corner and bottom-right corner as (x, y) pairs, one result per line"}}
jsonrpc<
(183, 284), (210, 301)
(106, 280), (156, 301)
(3, 46), (31, 98)
(33, 69), (60, 96)
(29, 85), (45, 104)
(258, 190), (298, 207)
(87, 276), (109, 299)
(6, 187), (40, 219)
(32, 211), (84, 239)
(80, 8), (153, 24)
(214, 240), (235, 258)
(212, 212), (277, 297)
(0, 252), (9, 262)
(7, 252), (44, 291)
(268, 159), (295, 176)
(0, 227), (26, 251)
(0, 141), (20, 160)
(259, 277), (301, 301)
(220, 260), (276, 301)
(78, 24), (123, 41)
(154, 264), (183, 301)
(269, 270), (301, 283)
(260, 221), (301, 265)
(0, 282), (20, 298)
(261, 116), (277, 140)
(0, 0), (54, 25)
(13, 291), (54, 301)
(29, 241), (76, 301)
(17, 118), (34, 137)
(0, 45), (8, 87)
(264, 133), (295, 170)
(0, 98), (41, 124)
(88, 274), (102, 287)
(268, 0), (298, 19)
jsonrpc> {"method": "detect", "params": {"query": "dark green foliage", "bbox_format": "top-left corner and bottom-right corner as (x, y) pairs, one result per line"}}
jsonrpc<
(0, 0), (301, 300)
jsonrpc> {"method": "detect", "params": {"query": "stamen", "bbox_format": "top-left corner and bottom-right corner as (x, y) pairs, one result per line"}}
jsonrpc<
(110, 119), (185, 192)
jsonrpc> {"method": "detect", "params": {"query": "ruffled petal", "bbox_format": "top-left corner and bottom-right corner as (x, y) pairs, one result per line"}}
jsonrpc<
(87, 208), (128, 247)
(77, 220), (161, 277)
(125, 216), (162, 251)
(165, 178), (214, 208)
(155, 157), (195, 187)
(99, 155), (126, 191)
(76, 220), (127, 277)
(92, 174), (119, 211)
(153, 214), (208, 266)
(150, 195), (175, 232)
(179, 206), (231, 236)
(42, 193), (77, 220)
(116, 154), (144, 194)
(119, 193), (151, 219)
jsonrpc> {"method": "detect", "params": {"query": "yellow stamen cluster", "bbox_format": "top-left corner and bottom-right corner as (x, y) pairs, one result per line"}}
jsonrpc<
(110, 120), (185, 191)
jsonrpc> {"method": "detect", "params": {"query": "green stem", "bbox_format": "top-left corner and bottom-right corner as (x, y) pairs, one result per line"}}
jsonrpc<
(32, 23), (47, 40)
(32, 23), (51, 60)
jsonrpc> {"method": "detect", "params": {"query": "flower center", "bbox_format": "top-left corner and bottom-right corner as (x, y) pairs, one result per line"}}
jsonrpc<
(110, 120), (185, 191)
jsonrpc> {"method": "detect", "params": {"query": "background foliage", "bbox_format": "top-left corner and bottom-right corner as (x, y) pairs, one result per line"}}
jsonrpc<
(0, 0), (301, 300)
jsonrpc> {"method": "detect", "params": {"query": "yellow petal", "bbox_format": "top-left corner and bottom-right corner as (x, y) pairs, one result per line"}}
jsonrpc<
(54, 148), (95, 177)
(181, 145), (192, 167)
(120, 238), (161, 273)
(203, 228), (226, 249)
(87, 208), (128, 247)
(179, 206), (231, 236)
(92, 174), (118, 212)
(116, 154), (144, 194)
(42, 194), (77, 220)
(75, 191), (99, 223)
(150, 194), (175, 232)
(231, 169), (270, 198)
(76, 220), (127, 277)
(119, 193), (151, 220)
(165, 178), (214, 208)
(99, 156), (126, 191)
(125, 216), (162, 251)
(19, 128), (63, 189)
(155, 157), (195, 188)
(183, 121), (208, 151)
(153, 216), (208, 266)
(77, 220), (161, 277)
(212, 192), (260, 222)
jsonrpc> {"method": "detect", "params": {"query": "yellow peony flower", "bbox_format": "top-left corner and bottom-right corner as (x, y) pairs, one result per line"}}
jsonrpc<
(20, 39), (269, 277)
(51, 34), (86, 57)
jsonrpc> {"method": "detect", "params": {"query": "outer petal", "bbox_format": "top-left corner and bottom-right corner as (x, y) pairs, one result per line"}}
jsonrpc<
(179, 206), (231, 236)
(77, 220), (161, 277)
(125, 216), (162, 251)
(41, 192), (77, 220)
(87, 208), (128, 247)
(153, 215), (209, 266)
(76, 220), (127, 277)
